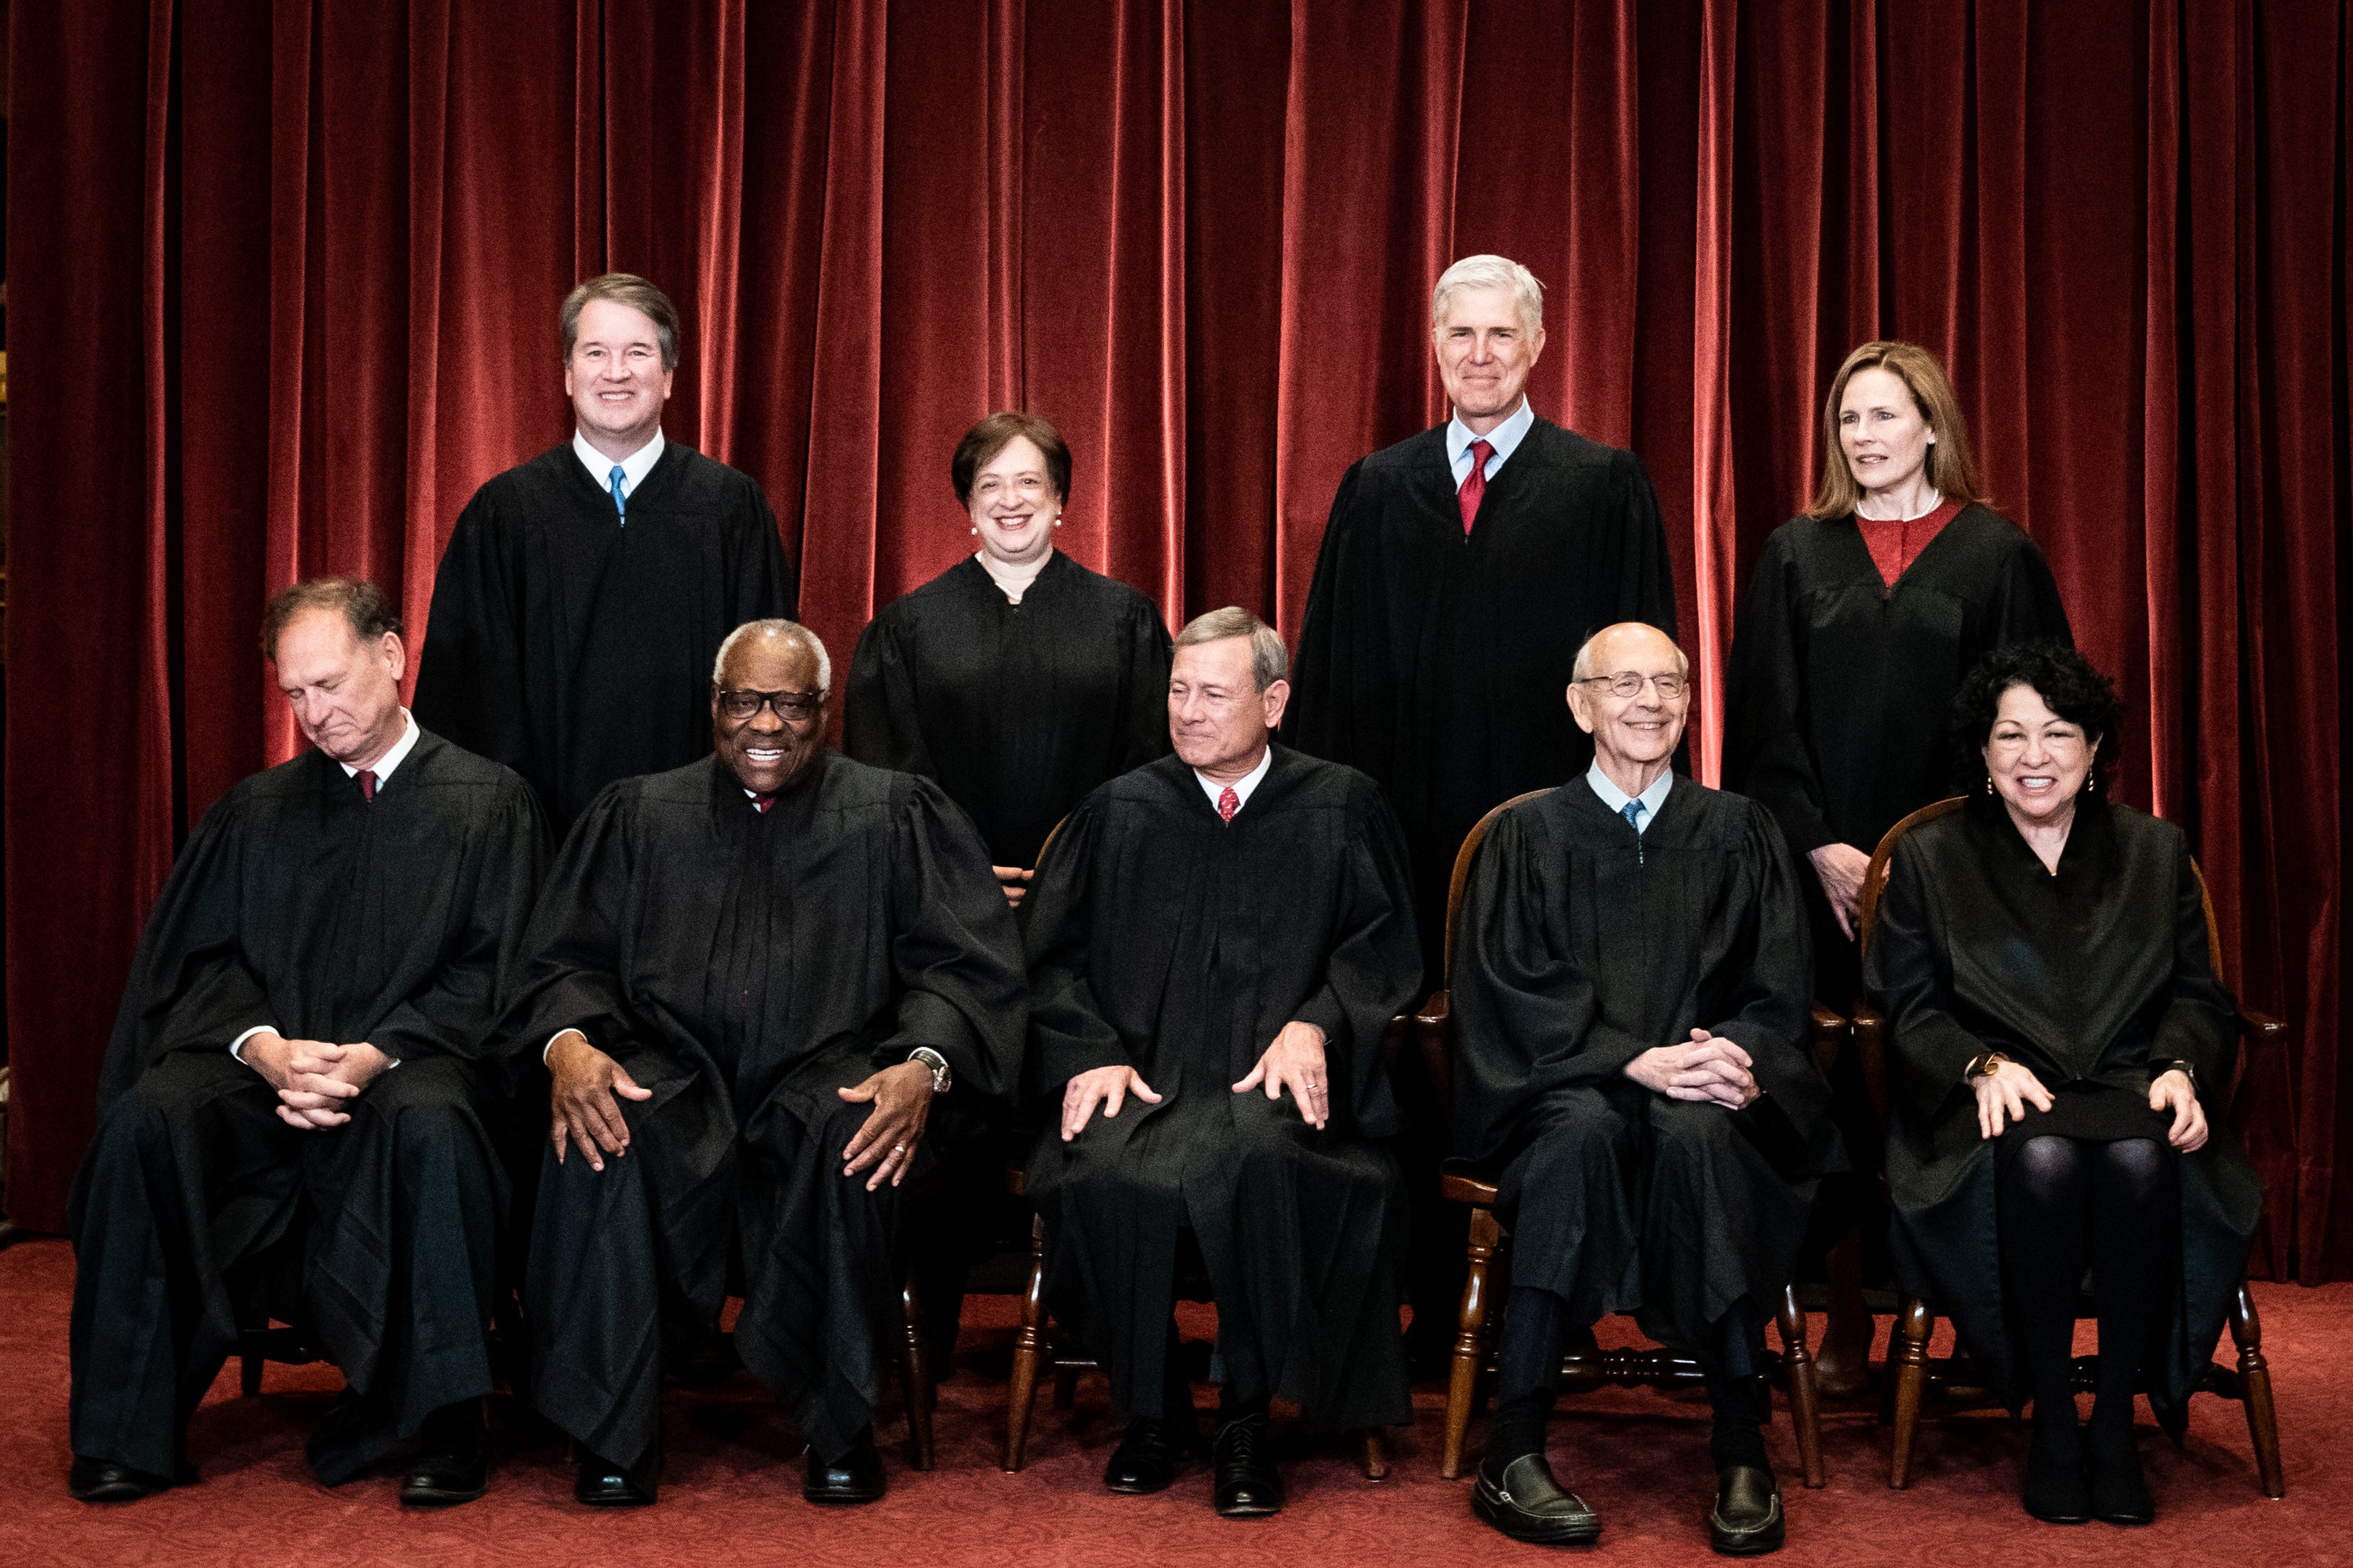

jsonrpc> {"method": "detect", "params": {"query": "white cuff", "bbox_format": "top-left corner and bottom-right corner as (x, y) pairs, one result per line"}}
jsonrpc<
(544, 1029), (580, 1065)
(228, 1025), (279, 1063)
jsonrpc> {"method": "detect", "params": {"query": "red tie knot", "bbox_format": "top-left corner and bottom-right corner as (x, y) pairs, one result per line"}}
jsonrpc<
(1459, 439), (1495, 534)
(1218, 786), (1240, 823)
(752, 792), (777, 814)
(359, 771), (378, 803)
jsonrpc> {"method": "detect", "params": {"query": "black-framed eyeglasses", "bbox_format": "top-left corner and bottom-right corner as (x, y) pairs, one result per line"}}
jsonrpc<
(716, 688), (823, 722)
(1579, 671), (1688, 700)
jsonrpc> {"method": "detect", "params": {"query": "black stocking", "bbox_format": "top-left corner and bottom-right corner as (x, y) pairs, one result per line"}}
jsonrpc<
(2086, 1138), (2175, 1444)
(1997, 1134), (2091, 1428)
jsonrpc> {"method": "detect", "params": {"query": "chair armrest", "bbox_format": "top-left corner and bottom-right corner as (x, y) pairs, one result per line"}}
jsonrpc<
(1415, 990), (1455, 1119)
(2223, 1005), (2290, 1121)
(1808, 1005), (1849, 1078)
(1850, 1003), (1892, 1132)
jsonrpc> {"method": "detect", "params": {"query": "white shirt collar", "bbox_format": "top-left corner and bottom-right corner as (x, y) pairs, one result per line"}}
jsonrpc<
(574, 426), (666, 499)
(1196, 744), (1274, 816)
(977, 547), (1054, 605)
(1447, 397), (1537, 485)
(340, 708), (420, 784)
(1585, 758), (1673, 833)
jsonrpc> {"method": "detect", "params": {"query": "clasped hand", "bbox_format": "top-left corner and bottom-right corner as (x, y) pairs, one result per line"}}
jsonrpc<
(1625, 1029), (1758, 1108)
(244, 1032), (391, 1130)
(992, 864), (1036, 909)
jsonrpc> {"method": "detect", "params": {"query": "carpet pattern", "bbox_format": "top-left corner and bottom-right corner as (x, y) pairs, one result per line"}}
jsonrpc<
(1, 1237), (2340, 1568)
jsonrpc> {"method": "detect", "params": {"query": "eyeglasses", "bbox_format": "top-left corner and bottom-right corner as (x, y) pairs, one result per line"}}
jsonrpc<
(717, 688), (823, 722)
(1579, 671), (1688, 700)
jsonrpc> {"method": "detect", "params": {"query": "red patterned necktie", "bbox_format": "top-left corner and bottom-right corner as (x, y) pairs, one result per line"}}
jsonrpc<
(1458, 438), (1494, 534)
(358, 770), (378, 803)
(1218, 786), (1239, 823)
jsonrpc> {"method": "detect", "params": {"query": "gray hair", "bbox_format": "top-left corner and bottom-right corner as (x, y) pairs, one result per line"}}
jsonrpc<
(1430, 254), (1545, 336)
(713, 619), (831, 693)
(1571, 624), (1689, 682)
(1175, 607), (1288, 693)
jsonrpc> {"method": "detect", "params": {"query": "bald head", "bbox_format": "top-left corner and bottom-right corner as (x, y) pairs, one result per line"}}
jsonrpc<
(1568, 622), (1689, 790)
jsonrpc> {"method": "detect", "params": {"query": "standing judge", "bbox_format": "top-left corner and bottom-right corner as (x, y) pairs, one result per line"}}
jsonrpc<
(67, 579), (548, 1505)
(1285, 254), (1676, 1363)
(1451, 622), (1835, 1555)
(514, 619), (1027, 1508)
(1024, 609), (1423, 1520)
(413, 273), (795, 837)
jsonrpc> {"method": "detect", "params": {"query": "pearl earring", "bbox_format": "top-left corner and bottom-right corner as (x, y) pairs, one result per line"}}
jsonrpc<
(1986, 776), (1994, 795)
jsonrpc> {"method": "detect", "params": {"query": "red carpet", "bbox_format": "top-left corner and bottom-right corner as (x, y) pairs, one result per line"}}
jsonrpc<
(1, 1237), (2340, 1568)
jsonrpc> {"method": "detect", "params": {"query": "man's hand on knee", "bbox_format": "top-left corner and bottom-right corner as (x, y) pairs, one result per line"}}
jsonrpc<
(547, 1029), (652, 1172)
(1233, 1021), (1332, 1129)
(839, 1062), (935, 1191)
(1061, 1065), (1161, 1142)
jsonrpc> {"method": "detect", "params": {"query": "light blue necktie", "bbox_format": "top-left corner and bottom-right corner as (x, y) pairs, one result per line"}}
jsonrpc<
(1622, 799), (1646, 833)
(608, 464), (628, 524)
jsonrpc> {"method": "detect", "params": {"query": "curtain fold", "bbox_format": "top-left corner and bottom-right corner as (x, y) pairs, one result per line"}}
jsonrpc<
(8, 0), (2348, 1279)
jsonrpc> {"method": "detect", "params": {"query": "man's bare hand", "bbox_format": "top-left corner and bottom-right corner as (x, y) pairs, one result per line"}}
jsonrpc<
(1233, 1021), (1333, 1129)
(1061, 1065), (1163, 1141)
(1625, 1029), (1758, 1109)
(243, 1032), (385, 1130)
(548, 1029), (653, 1171)
(2151, 1068), (2208, 1152)
(838, 1062), (936, 1191)
(993, 864), (1036, 910)
(1808, 843), (1872, 940)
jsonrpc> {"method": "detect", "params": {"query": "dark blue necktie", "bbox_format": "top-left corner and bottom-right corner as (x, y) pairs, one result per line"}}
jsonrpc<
(608, 464), (628, 524)
(1622, 799), (1646, 833)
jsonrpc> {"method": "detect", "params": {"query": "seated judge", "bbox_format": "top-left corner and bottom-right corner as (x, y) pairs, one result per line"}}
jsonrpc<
(1024, 609), (1422, 1519)
(1450, 622), (1835, 1555)
(514, 619), (1027, 1507)
(66, 578), (548, 1505)
(1865, 643), (2259, 1527)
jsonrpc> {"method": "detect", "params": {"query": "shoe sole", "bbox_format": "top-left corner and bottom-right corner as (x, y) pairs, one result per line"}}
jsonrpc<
(1472, 1487), (1603, 1546)
(803, 1489), (886, 1505)
(401, 1482), (489, 1505)
(1105, 1476), (1177, 1495)
(70, 1482), (155, 1505)
(1214, 1502), (1283, 1519)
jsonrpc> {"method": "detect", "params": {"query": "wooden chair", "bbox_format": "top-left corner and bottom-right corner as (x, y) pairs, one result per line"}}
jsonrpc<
(1416, 789), (1839, 1485)
(1849, 797), (2285, 1497)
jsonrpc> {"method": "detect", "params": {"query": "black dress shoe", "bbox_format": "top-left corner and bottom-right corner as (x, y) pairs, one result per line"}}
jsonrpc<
(1709, 1465), (1785, 1555)
(1104, 1413), (1201, 1494)
(1210, 1412), (1283, 1518)
(68, 1456), (178, 1503)
(400, 1400), (491, 1505)
(574, 1448), (656, 1506)
(804, 1428), (887, 1505)
(2087, 1428), (2154, 1525)
(1472, 1452), (1602, 1545)
(2021, 1418), (2091, 1524)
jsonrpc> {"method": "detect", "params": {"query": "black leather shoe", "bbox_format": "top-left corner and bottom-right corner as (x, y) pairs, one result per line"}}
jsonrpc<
(1472, 1452), (1603, 1545)
(2087, 1429), (2154, 1525)
(400, 1400), (491, 1505)
(2022, 1418), (2091, 1524)
(574, 1448), (656, 1506)
(1210, 1412), (1283, 1518)
(68, 1456), (178, 1503)
(1709, 1465), (1785, 1555)
(1104, 1413), (1200, 1494)
(804, 1428), (887, 1505)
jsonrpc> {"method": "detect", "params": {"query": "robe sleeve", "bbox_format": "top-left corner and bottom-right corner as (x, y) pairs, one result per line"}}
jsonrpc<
(500, 784), (646, 1074)
(872, 776), (1030, 1103)
(1116, 594), (1175, 773)
(1865, 836), (1989, 1117)
(367, 779), (553, 1065)
(1723, 529), (1837, 856)
(95, 792), (275, 1107)
(728, 478), (798, 623)
(1609, 448), (1679, 636)
(1282, 459), (1384, 769)
(1020, 798), (1133, 1095)
(411, 485), (534, 787)
(1989, 529), (2073, 650)
(2151, 830), (2236, 1092)
(1286, 780), (1422, 1137)
(841, 611), (939, 778)
(1450, 807), (1663, 1162)
(1701, 802), (1822, 1099)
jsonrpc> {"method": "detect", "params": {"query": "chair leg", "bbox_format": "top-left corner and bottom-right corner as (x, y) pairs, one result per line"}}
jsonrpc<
(1777, 1283), (1826, 1489)
(1003, 1214), (1048, 1472)
(1442, 1205), (1501, 1481)
(1815, 1224), (1872, 1398)
(2231, 1280), (2285, 1499)
(899, 1273), (935, 1471)
(239, 1350), (263, 1397)
(1053, 1366), (1079, 1410)
(1358, 1428), (1390, 1481)
(1889, 1296), (1934, 1489)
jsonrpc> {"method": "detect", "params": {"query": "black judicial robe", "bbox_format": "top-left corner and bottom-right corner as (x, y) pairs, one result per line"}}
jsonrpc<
(1865, 796), (2262, 1424)
(510, 751), (1026, 1482)
(1724, 504), (2071, 872)
(845, 551), (1172, 869)
(413, 441), (795, 836)
(1022, 748), (1423, 1430)
(1450, 781), (1837, 1355)
(1285, 417), (1676, 973)
(67, 731), (548, 1484)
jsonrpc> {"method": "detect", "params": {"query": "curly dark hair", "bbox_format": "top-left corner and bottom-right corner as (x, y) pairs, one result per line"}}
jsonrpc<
(1950, 640), (2124, 797)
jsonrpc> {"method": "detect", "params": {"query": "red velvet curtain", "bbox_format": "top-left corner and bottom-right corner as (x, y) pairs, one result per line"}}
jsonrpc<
(8, 1), (2347, 1279)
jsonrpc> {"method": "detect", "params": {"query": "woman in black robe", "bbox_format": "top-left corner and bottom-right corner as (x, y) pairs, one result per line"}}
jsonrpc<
(1866, 644), (2260, 1526)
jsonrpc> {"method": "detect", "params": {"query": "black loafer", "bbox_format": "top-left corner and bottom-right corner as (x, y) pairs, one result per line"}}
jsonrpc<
(68, 1456), (179, 1503)
(2087, 1430), (2154, 1526)
(2022, 1420), (2091, 1524)
(1105, 1413), (1200, 1494)
(1210, 1412), (1283, 1518)
(399, 1400), (491, 1505)
(1709, 1465), (1785, 1555)
(1472, 1452), (1602, 1545)
(574, 1448), (656, 1506)
(804, 1428), (887, 1505)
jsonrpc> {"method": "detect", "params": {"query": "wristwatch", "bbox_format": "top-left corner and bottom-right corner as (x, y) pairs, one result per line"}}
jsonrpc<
(907, 1047), (953, 1096)
(1963, 1050), (2012, 1083)
(2155, 1060), (2199, 1093)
